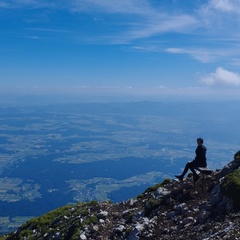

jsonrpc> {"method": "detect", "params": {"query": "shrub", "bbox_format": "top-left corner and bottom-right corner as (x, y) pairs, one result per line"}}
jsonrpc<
(234, 151), (240, 160)
(83, 215), (98, 225)
(87, 200), (98, 206)
(220, 169), (240, 209)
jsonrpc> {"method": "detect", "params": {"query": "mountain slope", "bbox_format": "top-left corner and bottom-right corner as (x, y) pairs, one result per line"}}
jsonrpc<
(1, 151), (240, 240)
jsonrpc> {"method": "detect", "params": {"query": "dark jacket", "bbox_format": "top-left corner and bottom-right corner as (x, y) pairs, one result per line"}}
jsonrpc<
(194, 145), (207, 167)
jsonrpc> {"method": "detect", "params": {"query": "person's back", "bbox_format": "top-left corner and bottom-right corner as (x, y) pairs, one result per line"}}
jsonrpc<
(195, 143), (207, 167)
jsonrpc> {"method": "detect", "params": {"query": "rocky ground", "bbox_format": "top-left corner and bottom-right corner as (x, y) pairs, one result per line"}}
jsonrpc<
(1, 152), (240, 240)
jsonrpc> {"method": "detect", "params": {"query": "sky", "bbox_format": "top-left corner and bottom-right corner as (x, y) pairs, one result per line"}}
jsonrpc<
(1, 0), (240, 102)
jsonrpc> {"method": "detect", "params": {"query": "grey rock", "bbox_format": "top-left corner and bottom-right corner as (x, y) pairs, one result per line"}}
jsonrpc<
(174, 202), (188, 214)
(98, 210), (108, 219)
(80, 233), (87, 240)
(154, 187), (171, 198)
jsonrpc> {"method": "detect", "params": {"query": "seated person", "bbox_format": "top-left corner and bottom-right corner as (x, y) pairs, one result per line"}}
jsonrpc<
(175, 137), (207, 182)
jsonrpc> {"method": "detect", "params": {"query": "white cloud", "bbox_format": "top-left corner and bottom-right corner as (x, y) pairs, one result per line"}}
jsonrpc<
(166, 48), (184, 54)
(165, 46), (240, 63)
(198, 0), (240, 31)
(201, 67), (240, 86)
(199, 0), (240, 18)
(165, 47), (219, 63)
(127, 14), (198, 40)
(207, 0), (240, 14)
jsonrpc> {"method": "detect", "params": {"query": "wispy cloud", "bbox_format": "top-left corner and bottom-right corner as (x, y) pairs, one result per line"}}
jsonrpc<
(0, 0), (199, 43)
(29, 27), (75, 34)
(2, 0), (240, 65)
(201, 0), (240, 14)
(165, 46), (240, 63)
(161, 0), (240, 64)
(0, 0), (229, 41)
(0, 2), (8, 8)
(70, 0), (240, 36)
(165, 48), (216, 63)
(198, 0), (240, 33)
(125, 15), (198, 42)
(0, 0), (56, 9)
(58, 2), (197, 32)
(70, 0), (240, 66)
(71, 0), (150, 14)
(200, 67), (240, 86)
(0, 0), (42, 8)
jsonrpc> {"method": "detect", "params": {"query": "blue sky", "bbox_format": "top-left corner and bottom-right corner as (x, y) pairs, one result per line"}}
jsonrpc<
(1, 0), (240, 101)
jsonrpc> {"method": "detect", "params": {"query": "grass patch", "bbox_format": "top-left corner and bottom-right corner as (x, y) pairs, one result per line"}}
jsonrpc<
(143, 178), (171, 194)
(220, 169), (240, 209)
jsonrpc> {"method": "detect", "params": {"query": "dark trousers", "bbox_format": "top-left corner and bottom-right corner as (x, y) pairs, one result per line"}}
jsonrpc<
(182, 160), (206, 177)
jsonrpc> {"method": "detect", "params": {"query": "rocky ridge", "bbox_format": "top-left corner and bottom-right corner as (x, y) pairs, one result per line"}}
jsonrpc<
(1, 151), (240, 240)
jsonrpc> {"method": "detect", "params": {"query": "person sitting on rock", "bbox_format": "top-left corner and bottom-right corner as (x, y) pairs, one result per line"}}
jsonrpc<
(175, 137), (207, 182)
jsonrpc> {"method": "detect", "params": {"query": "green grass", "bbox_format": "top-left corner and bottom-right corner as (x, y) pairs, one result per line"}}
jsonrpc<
(0, 201), (102, 239)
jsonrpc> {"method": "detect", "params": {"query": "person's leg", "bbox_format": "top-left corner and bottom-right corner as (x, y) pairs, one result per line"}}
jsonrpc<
(188, 161), (200, 182)
(176, 160), (200, 181)
(175, 161), (192, 181)
(182, 162), (192, 176)
(189, 164), (197, 176)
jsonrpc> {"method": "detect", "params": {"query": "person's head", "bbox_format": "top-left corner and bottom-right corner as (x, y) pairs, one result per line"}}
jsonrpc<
(197, 138), (204, 146)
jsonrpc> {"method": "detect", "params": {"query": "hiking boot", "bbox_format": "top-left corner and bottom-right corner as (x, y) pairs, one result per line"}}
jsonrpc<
(175, 175), (183, 181)
(193, 174), (200, 182)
